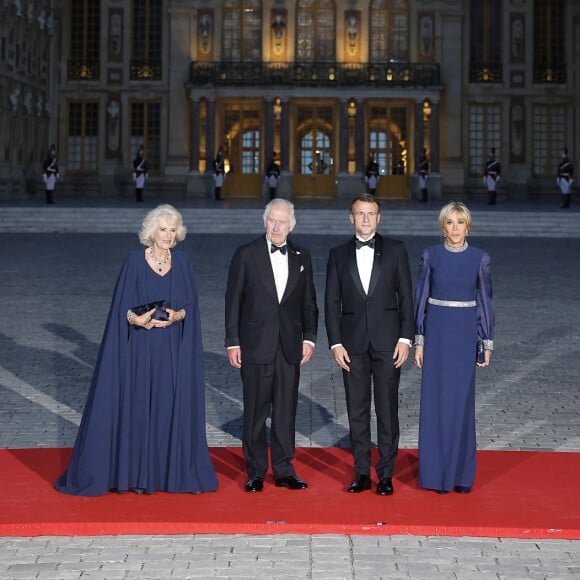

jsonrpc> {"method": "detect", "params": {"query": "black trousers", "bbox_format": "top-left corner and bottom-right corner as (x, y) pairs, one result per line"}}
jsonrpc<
(241, 346), (300, 479)
(343, 346), (401, 479)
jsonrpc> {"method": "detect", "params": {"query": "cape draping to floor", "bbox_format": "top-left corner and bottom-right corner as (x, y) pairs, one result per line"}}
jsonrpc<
(2, 447), (579, 539)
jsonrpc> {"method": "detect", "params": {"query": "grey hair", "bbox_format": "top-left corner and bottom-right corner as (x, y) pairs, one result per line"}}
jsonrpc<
(263, 198), (296, 228)
(138, 204), (187, 247)
(438, 201), (472, 231)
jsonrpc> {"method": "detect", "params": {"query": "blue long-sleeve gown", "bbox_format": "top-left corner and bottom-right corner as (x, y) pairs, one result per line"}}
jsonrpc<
(414, 244), (494, 492)
(55, 249), (218, 496)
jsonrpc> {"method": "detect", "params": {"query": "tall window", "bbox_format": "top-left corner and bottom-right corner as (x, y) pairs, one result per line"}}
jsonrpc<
(130, 102), (161, 171)
(223, 0), (262, 62)
(296, 0), (336, 62)
(223, 105), (262, 174)
(534, 0), (566, 83)
(297, 104), (333, 174)
(469, 0), (502, 82)
(532, 105), (566, 177)
(369, 0), (409, 63)
(68, 1), (100, 80)
(368, 104), (408, 176)
(468, 103), (501, 176)
(68, 102), (98, 172)
(131, 0), (162, 80)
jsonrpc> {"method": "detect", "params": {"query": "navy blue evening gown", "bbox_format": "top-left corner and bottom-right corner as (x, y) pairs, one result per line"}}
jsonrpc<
(414, 244), (494, 492)
(55, 249), (218, 495)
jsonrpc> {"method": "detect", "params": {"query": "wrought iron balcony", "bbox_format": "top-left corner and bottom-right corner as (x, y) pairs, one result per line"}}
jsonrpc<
(130, 60), (162, 81)
(190, 61), (440, 88)
(533, 64), (567, 84)
(67, 60), (100, 81)
(468, 61), (503, 83)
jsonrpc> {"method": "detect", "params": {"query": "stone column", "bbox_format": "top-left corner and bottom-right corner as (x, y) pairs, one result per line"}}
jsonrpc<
(414, 99), (424, 172)
(206, 98), (216, 173)
(355, 99), (365, 174)
(280, 98), (290, 172)
(428, 98), (442, 200)
(264, 98), (274, 167)
(430, 99), (440, 173)
(277, 98), (291, 198)
(189, 96), (200, 173)
(338, 99), (350, 174)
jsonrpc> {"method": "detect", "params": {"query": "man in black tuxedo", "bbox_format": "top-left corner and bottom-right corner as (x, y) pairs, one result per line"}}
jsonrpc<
(225, 199), (319, 492)
(325, 194), (414, 495)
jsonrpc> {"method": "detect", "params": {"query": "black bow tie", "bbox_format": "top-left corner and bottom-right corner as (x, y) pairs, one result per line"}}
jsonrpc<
(271, 244), (287, 255)
(355, 237), (375, 249)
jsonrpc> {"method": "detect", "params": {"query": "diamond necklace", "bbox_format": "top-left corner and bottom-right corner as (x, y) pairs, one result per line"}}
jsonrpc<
(149, 247), (171, 273)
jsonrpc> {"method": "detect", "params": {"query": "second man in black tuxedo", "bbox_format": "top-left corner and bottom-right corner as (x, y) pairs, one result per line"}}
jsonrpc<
(325, 194), (414, 495)
(225, 199), (319, 492)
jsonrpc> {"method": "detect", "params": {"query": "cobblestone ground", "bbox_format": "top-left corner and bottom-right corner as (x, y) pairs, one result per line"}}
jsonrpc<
(0, 232), (579, 579)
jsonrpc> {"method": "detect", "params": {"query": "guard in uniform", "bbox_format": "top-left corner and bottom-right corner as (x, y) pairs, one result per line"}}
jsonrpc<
(484, 148), (501, 205)
(213, 147), (226, 201)
(417, 148), (430, 202)
(557, 149), (574, 209)
(42, 145), (59, 204)
(265, 153), (281, 199)
(132, 146), (149, 202)
(364, 154), (380, 195)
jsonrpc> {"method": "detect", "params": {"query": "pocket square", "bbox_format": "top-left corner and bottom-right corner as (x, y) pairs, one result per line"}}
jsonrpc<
(300, 265), (304, 272)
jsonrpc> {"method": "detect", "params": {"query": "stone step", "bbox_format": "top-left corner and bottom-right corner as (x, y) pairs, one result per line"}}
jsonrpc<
(1, 206), (579, 237)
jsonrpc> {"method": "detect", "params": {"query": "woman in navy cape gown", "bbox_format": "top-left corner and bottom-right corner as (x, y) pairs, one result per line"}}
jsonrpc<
(413, 202), (494, 494)
(55, 205), (218, 496)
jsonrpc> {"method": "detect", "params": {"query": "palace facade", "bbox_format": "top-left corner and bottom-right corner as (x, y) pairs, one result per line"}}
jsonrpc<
(1, 0), (578, 201)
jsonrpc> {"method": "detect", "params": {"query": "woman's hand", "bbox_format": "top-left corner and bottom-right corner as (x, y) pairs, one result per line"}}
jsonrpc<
(414, 345), (424, 369)
(148, 308), (185, 329)
(131, 307), (157, 330)
(476, 350), (492, 368)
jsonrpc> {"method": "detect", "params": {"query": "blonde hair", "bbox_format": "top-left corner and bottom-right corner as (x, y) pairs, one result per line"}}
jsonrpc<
(138, 204), (187, 247)
(438, 201), (472, 231)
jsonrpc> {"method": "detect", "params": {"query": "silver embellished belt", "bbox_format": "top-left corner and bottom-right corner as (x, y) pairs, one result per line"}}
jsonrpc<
(428, 298), (476, 308)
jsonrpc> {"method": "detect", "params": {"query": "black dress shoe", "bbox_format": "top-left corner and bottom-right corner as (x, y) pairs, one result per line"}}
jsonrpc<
(376, 477), (394, 496)
(274, 475), (308, 489)
(244, 476), (264, 492)
(347, 475), (371, 493)
(454, 485), (472, 494)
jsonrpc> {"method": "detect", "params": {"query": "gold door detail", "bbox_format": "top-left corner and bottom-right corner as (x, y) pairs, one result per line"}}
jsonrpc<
(367, 101), (410, 198)
(218, 100), (263, 198)
(293, 100), (337, 197)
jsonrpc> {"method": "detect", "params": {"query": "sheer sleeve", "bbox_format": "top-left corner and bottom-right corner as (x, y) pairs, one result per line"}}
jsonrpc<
(413, 248), (431, 344)
(476, 252), (495, 349)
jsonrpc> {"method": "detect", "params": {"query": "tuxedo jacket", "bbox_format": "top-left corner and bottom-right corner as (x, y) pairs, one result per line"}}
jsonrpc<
(225, 235), (318, 365)
(325, 234), (414, 354)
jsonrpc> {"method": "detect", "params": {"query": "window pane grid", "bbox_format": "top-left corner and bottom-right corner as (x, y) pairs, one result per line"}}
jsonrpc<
(223, 1), (262, 62)
(532, 104), (566, 176)
(297, 0), (336, 62)
(67, 101), (99, 172)
(468, 103), (501, 176)
(130, 101), (161, 172)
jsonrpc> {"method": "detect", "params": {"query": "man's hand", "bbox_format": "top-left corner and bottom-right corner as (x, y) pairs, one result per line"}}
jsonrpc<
(393, 342), (410, 368)
(332, 345), (351, 372)
(300, 342), (314, 365)
(228, 347), (242, 368)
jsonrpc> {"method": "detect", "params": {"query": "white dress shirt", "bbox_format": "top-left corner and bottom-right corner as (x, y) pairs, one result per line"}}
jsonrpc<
(267, 239), (289, 303)
(331, 235), (411, 350)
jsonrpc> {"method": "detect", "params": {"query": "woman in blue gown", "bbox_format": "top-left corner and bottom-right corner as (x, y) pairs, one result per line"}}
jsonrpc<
(413, 202), (494, 494)
(55, 205), (218, 496)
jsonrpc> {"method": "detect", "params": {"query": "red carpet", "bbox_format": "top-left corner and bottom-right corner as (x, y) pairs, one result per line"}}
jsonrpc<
(1, 447), (579, 538)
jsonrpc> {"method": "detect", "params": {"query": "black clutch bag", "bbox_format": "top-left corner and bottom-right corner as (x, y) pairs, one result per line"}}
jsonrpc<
(476, 339), (486, 363)
(132, 300), (169, 321)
